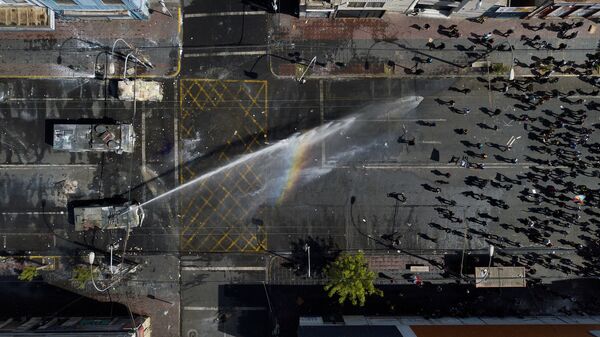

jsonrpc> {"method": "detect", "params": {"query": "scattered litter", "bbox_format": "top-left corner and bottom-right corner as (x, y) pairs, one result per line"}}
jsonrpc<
(118, 80), (163, 101)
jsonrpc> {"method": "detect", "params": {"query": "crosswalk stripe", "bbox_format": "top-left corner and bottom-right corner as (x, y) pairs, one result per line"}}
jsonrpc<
(181, 266), (265, 271)
(183, 306), (266, 311)
(185, 11), (266, 18)
(185, 50), (267, 57)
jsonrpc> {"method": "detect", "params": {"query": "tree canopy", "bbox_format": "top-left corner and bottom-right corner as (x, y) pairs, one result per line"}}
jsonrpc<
(18, 266), (39, 282)
(71, 265), (98, 289)
(323, 251), (382, 306)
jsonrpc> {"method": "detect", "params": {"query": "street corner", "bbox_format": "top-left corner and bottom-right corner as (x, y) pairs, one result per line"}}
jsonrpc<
(0, 5), (182, 79)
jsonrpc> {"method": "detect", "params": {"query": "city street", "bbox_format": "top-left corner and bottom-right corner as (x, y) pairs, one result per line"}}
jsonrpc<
(0, 78), (181, 336)
(174, 4), (600, 334)
(180, 253), (269, 337)
(176, 75), (599, 274)
(1, 1), (600, 337)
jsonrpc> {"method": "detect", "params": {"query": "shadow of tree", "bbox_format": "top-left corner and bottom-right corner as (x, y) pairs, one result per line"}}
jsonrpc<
(282, 236), (340, 278)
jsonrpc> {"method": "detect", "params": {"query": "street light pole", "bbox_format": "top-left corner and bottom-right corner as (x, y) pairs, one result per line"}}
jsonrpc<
(109, 38), (154, 76)
(474, 245), (495, 284)
(262, 281), (280, 336)
(273, 0), (280, 26)
(123, 52), (135, 81)
(488, 244), (495, 268)
(88, 252), (128, 292)
(504, 38), (515, 81)
(108, 242), (121, 274)
(109, 38), (132, 75)
(304, 244), (311, 278)
(296, 56), (317, 84)
(158, 0), (173, 17)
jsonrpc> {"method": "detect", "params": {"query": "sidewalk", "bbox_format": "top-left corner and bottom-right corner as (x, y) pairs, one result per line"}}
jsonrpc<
(268, 249), (580, 286)
(270, 14), (599, 79)
(0, 4), (182, 79)
(268, 252), (452, 286)
(43, 254), (180, 337)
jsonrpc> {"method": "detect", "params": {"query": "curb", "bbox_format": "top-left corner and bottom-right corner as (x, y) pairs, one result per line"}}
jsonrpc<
(267, 58), (585, 80)
(0, 7), (182, 80)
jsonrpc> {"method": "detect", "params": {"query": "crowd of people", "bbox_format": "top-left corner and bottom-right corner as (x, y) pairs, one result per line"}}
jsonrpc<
(395, 21), (600, 288)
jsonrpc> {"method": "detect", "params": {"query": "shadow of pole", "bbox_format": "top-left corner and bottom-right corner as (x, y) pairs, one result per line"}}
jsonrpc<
(362, 39), (468, 72)
(349, 195), (467, 283)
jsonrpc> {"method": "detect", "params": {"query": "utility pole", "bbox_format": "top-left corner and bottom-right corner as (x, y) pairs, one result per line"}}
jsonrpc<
(304, 244), (311, 278)
(296, 56), (317, 84)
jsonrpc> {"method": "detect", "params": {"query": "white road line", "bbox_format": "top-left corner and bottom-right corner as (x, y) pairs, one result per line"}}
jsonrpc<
(184, 10), (266, 18)
(185, 50), (267, 58)
(330, 119), (447, 122)
(181, 266), (266, 271)
(1, 232), (55, 235)
(0, 164), (96, 168)
(420, 141), (442, 144)
(183, 306), (266, 311)
(324, 164), (569, 169)
(7, 98), (76, 101)
(1, 211), (65, 215)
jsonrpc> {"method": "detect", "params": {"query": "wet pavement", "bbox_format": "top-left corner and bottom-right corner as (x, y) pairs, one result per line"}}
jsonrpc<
(175, 71), (600, 335)
(2, 1), (600, 337)
(0, 77), (180, 336)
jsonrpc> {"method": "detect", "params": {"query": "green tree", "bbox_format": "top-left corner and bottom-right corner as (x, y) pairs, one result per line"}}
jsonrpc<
(489, 63), (510, 75)
(323, 251), (382, 306)
(71, 265), (98, 289)
(18, 266), (39, 282)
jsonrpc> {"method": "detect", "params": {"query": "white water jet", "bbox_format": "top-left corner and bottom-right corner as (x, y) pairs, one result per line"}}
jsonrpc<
(137, 116), (357, 209)
(135, 95), (424, 210)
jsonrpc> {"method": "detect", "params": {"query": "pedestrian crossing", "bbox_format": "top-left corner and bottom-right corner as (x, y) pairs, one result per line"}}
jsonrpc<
(182, 1), (269, 73)
(185, 50), (267, 58)
(184, 11), (267, 18)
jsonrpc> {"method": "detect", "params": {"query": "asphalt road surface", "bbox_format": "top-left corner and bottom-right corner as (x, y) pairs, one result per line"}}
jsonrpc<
(2, 2), (600, 337)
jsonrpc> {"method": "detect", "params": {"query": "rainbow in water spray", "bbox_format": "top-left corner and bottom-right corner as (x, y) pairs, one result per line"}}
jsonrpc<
(278, 118), (360, 203)
(134, 96), (423, 209)
(276, 138), (313, 204)
(274, 96), (424, 203)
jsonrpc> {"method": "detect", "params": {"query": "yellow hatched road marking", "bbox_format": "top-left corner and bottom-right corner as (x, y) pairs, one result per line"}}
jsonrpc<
(179, 79), (268, 252)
